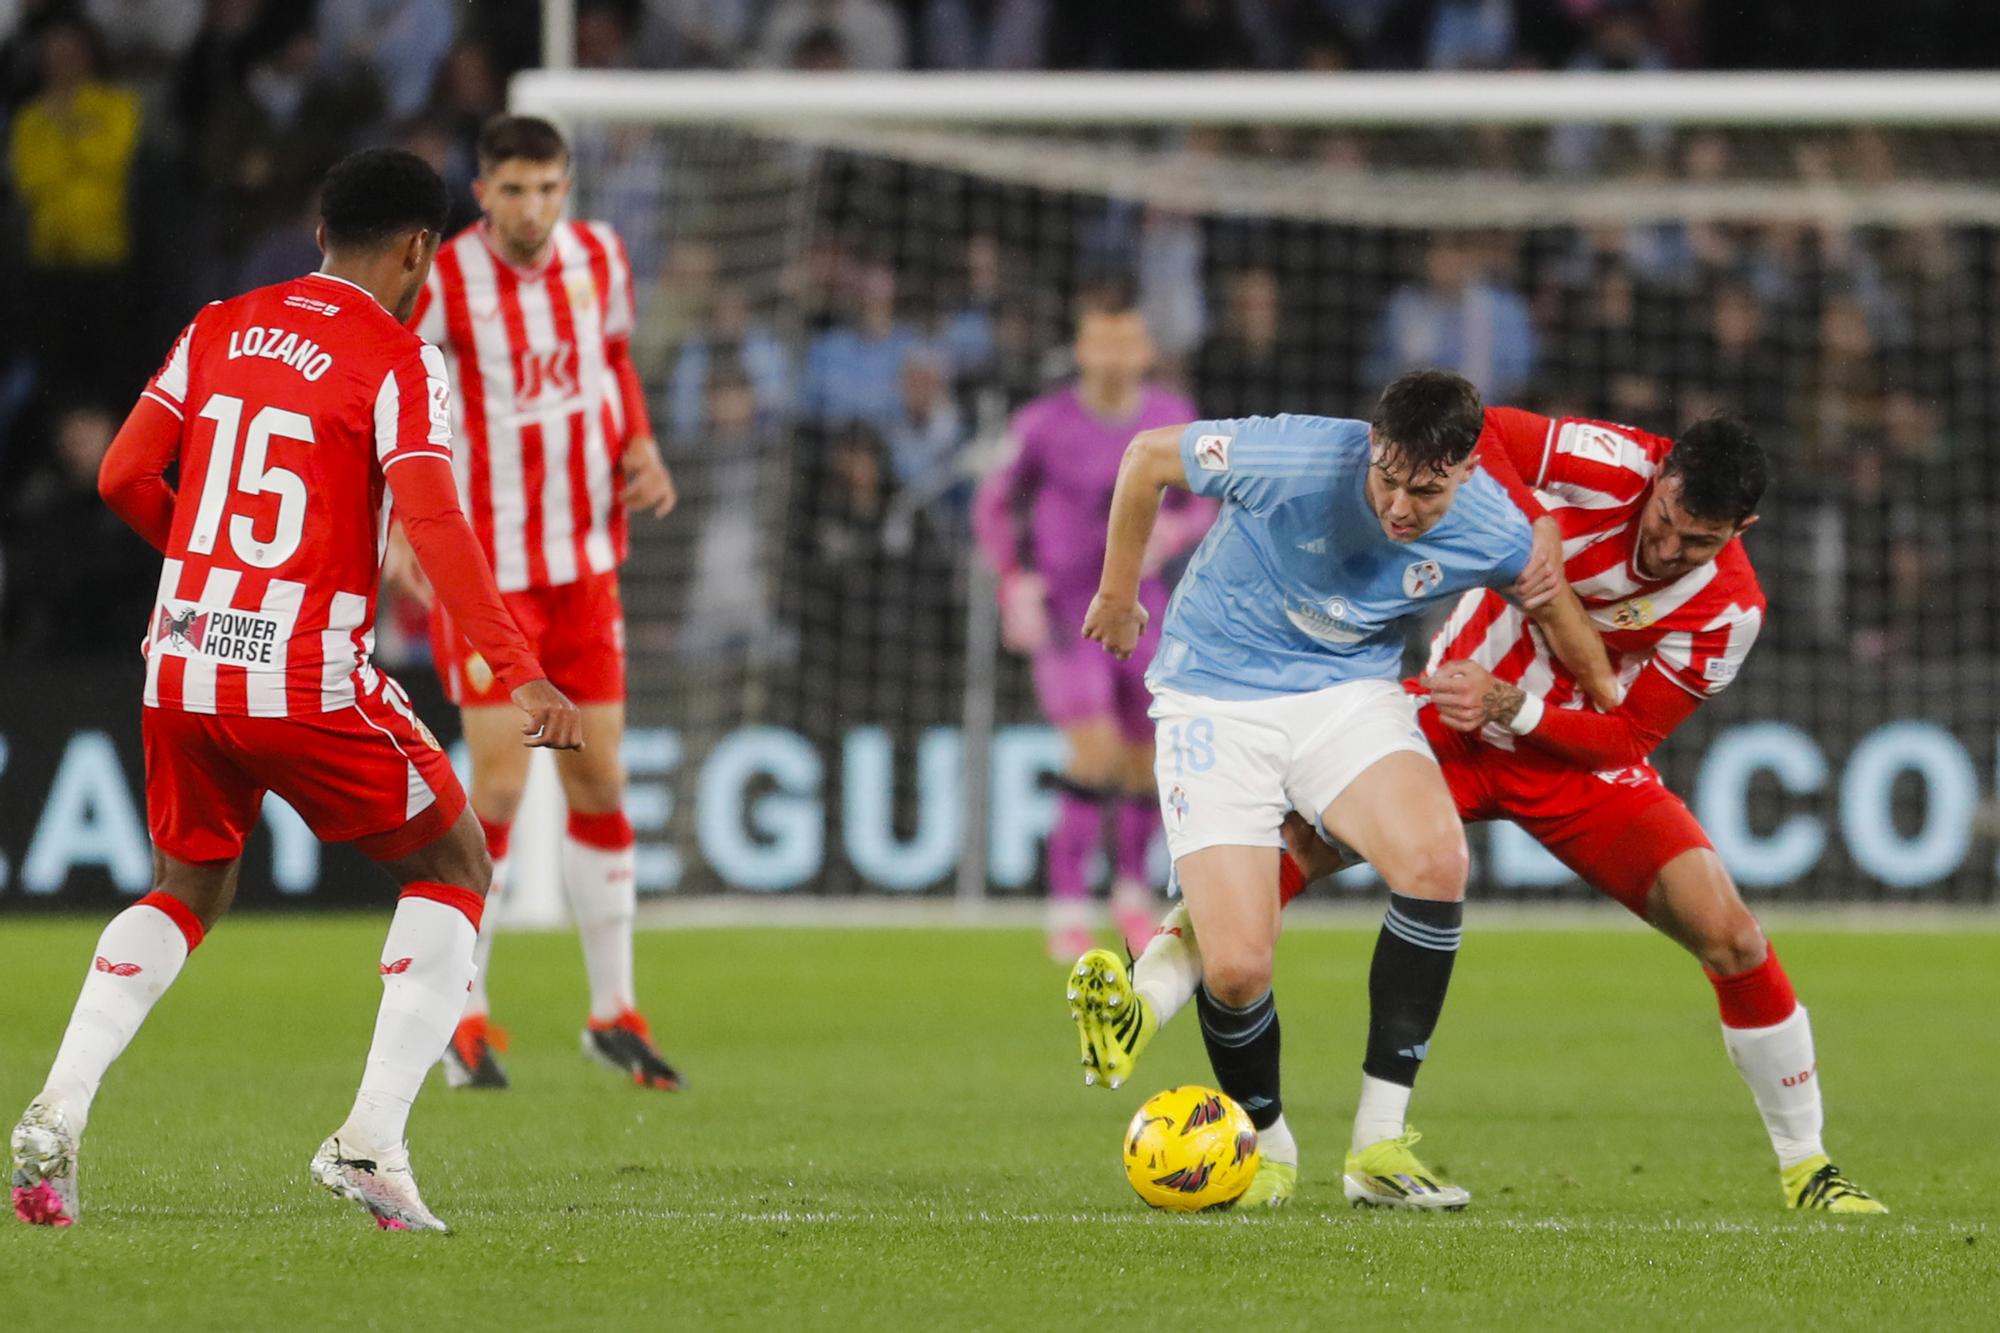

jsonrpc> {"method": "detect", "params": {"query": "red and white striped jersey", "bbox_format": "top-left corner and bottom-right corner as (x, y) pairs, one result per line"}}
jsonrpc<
(410, 219), (638, 591)
(1428, 409), (1767, 753)
(139, 273), (454, 717)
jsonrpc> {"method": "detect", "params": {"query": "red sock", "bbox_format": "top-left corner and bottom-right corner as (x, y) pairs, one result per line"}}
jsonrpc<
(478, 816), (512, 861)
(1707, 945), (1797, 1029)
(1277, 853), (1306, 907)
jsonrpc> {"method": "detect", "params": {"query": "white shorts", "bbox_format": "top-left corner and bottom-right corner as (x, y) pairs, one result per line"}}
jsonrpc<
(1150, 678), (1433, 863)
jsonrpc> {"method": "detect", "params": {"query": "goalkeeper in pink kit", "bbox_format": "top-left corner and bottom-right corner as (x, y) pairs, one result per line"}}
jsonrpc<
(973, 283), (1215, 959)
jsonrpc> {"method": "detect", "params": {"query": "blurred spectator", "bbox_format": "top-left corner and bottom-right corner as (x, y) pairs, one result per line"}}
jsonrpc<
(171, 0), (286, 160)
(884, 346), (966, 485)
(1791, 288), (1884, 467)
(635, 0), (762, 69)
(758, 0), (908, 70)
(787, 24), (853, 70)
(577, 0), (642, 68)
(196, 26), (381, 263)
(1, 402), (158, 658)
(83, 0), (202, 83)
(1135, 208), (1207, 369)
(316, 0), (454, 121)
(635, 238), (719, 379)
(1195, 266), (1315, 418)
(680, 361), (786, 659)
(7, 16), (143, 397)
(801, 261), (925, 432)
(667, 283), (793, 440)
(918, 0), (1048, 70)
(424, 38), (506, 201)
(935, 234), (1001, 381)
(1675, 279), (1786, 438)
(1369, 235), (1535, 399)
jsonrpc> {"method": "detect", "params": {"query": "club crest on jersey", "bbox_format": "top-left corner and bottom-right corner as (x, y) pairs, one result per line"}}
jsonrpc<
(1193, 433), (1232, 472)
(1609, 598), (1656, 630)
(1285, 594), (1370, 645)
(1403, 559), (1444, 598)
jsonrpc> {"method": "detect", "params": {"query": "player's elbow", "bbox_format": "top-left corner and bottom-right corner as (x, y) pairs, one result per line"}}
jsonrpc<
(1122, 426), (1187, 493)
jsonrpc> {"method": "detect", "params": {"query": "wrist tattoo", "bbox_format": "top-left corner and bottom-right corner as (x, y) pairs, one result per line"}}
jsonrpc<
(1483, 680), (1526, 724)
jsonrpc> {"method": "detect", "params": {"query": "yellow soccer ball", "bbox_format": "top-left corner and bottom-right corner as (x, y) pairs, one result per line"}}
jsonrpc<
(1121, 1085), (1261, 1211)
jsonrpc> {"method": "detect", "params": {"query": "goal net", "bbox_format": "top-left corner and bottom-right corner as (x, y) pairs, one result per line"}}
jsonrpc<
(513, 72), (2000, 905)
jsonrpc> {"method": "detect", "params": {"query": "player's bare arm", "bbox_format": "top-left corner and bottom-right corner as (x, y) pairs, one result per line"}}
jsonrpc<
(1084, 424), (1187, 659)
(620, 433), (677, 517)
(1528, 582), (1619, 710)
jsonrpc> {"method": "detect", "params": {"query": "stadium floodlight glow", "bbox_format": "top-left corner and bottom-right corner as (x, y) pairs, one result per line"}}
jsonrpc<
(511, 70), (2000, 128)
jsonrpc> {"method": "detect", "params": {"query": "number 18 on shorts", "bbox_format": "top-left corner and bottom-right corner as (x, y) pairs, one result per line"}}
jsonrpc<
(1149, 679), (1434, 863)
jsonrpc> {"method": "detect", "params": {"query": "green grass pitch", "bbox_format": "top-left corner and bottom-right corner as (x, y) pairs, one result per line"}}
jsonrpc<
(1, 915), (1994, 1330)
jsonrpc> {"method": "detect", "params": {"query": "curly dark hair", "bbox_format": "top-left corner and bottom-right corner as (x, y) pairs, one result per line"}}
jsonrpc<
(1665, 417), (1767, 524)
(320, 149), (448, 253)
(1369, 369), (1485, 476)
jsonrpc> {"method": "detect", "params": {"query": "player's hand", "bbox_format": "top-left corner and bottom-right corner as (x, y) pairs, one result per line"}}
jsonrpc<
(511, 679), (584, 750)
(1511, 516), (1563, 611)
(1082, 591), (1147, 660)
(621, 436), (677, 518)
(381, 522), (433, 609)
(998, 571), (1050, 653)
(1279, 812), (1345, 882)
(1423, 660), (1495, 733)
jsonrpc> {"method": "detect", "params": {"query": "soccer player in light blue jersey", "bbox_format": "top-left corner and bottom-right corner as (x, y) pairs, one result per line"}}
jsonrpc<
(1075, 369), (1607, 1209)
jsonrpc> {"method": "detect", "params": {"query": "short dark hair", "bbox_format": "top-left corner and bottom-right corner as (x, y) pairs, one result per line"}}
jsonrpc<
(1075, 274), (1139, 321)
(476, 114), (570, 173)
(1664, 417), (1766, 524)
(1370, 369), (1484, 476)
(320, 149), (448, 252)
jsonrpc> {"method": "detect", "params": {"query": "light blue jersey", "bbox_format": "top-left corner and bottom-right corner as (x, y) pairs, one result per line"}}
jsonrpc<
(1147, 414), (1533, 701)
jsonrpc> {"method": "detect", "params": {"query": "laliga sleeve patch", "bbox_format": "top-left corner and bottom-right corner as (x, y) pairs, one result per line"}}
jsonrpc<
(1193, 433), (1232, 472)
(419, 344), (454, 447)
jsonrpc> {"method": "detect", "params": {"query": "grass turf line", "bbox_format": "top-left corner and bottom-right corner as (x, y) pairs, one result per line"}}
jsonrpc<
(0, 918), (1992, 1331)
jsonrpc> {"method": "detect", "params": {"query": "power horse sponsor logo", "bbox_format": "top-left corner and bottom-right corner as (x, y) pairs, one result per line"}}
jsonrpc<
(156, 603), (282, 668)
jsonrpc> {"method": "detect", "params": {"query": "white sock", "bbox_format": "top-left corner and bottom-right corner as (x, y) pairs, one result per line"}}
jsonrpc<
(1351, 1073), (1413, 1153)
(1132, 902), (1204, 1026)
(346, 893), (478, 1146)
(464, 849), (509, 1019)
(564, 824), (637, 1022)
(42, 897), (198, 1126)
(1721, 1004), (1826, 1168)
(1257, 1112), (1298, 1167)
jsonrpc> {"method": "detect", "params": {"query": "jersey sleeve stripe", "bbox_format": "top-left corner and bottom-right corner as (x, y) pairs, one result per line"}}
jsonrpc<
(372, 367), (400, 464)
(142, 388), (185, 419)
(383, 450), (454, 468)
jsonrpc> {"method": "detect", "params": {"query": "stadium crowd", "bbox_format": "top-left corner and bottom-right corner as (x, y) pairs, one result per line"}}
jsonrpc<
(1, 0), (1993, 672)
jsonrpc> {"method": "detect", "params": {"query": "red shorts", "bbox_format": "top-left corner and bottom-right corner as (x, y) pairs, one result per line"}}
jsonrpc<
(142, 674), (467, 865)
(1420, 706), (1711, 915)
(429, 570), (625, 708)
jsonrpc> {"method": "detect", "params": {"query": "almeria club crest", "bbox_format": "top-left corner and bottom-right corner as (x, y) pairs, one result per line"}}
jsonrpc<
(158, 605), (208, 651)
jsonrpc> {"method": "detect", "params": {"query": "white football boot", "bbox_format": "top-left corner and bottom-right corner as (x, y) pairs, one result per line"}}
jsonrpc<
(11, 1098), (81, 1227)
(310, 1131), (448, 1232)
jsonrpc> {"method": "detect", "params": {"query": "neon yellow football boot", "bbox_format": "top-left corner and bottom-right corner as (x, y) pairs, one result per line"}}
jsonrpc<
(1342, 1129), (1471, 1211)
(1233, 1158), (1297, 1210)
(1066, 948), (1155, 1090)
(1783, 1155), (1888, 1214)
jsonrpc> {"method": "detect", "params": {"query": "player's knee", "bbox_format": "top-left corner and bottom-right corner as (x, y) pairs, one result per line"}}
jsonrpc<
(1201, 946), (1273, 1007)
(471, 781), (528, 825)
(1697, 913), (1767, 977)
(1385, 835), (1469, 902)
